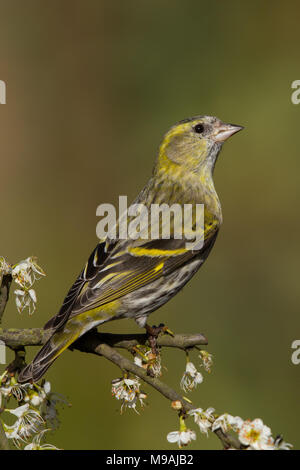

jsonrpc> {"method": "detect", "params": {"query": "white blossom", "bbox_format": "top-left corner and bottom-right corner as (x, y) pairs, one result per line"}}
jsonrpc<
(0, 373), (29, 407)
(227, 414), (244, 432)
(134, 356), (143, 367)
(180, 362), (203, 393)
(212, 413), (244, 433)
(238, 418), (274, 450)
(188, 407), (215, 435)
(167, 429), (196, 448)
(199, 350), (213, 373)
(23, 382), (47, 407)
(12, 257), (45, 288)
(111, 377), (146, 413)
(133, 349), (162, 377)
(147, 354), (162, 377)
(24, 430), (59, 450)
(3, 404), (44, 446)
(212, 414), (230, 433)
(10, 257), (45, 315)
(14, 288), (37, 315)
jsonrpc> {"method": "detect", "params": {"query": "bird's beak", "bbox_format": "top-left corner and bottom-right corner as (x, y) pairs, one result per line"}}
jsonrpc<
(213, 123), (244, 142)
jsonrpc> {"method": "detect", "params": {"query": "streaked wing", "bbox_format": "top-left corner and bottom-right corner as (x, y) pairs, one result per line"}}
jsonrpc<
(69, 220), (218, 317)
(44, 241), (111, 330)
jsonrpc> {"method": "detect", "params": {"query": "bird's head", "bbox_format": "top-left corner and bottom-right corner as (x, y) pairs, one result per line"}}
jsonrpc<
(157, 115), (243, 175)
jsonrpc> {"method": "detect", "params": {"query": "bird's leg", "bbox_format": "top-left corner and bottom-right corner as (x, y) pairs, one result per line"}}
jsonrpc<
(145, 324), (162, 355)
(145, 323), (174, 355)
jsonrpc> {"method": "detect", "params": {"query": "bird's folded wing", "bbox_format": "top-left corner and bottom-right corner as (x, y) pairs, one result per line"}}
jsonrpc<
(44, 241), (110, 330)
(45, 217), (218, 331)
(69, 222), (218, 317)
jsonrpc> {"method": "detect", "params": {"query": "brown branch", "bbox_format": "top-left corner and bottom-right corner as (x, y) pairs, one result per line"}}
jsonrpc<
(74, 333), (243, 450)
(0, 325), (238, 449)
(0, 274), (240, 449)
(0, 274), (12, 325)
(0, 328), (207, 351)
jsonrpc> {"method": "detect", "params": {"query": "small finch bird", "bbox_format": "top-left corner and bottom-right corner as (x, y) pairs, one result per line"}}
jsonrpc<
(18, 115), (243, 383)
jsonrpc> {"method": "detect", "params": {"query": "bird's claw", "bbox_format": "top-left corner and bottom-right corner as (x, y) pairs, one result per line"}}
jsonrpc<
(145, 323), (174, 354)
(162, 326), (175, 337)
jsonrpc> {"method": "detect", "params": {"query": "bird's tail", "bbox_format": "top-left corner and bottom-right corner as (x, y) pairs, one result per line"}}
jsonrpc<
(18, 321), (85, 384)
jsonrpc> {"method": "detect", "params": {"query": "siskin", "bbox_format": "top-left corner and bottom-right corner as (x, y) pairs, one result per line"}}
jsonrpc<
(18, 115), (243, 383)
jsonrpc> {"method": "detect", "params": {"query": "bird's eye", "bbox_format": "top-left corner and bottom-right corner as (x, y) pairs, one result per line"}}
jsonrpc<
(194, 123), (204, 134)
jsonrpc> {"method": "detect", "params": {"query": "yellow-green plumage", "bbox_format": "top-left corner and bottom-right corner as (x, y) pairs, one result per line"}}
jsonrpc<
(18, 115), (243, 383)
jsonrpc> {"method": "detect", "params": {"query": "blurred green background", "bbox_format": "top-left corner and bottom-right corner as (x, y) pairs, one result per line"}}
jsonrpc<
(0, 0), (299, 450)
